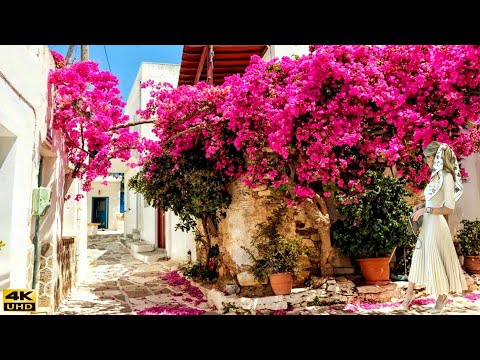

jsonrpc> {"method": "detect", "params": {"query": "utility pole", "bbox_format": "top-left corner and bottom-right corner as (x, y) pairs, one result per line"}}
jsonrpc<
(81, 45), (89, 61)
(65, 45), (76, 64)
(65, 45), (88, 63)
(206, 45), (214, 85)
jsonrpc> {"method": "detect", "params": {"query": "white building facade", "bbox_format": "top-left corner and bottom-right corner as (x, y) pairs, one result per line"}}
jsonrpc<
(0, 45), (87, 311)
(123, 62), (197, 263)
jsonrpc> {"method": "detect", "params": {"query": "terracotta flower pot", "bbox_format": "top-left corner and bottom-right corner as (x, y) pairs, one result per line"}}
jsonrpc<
(464, 255), (480, 274)
(356, 257), (391, 285)
(269, 272), (293, 295)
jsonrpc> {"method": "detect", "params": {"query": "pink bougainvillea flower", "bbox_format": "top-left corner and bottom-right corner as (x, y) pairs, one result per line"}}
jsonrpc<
(463, 293), (480, 302)
(136, 304), (206, 315)
(343, 296), (443, 313)
(161, 271), (207, 302)
(50, 46), (480, 204)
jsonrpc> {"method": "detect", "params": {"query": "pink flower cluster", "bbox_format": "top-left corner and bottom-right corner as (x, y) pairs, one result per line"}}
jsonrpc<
(136, 304), (205, 315)
(343, 296), (448, 313)
(49, 46), (480, 201)
(161, 270), (208, 304)
(136, 45), (480, 201)
(463, 292), (480, 302)
(49, 50), (139, 192)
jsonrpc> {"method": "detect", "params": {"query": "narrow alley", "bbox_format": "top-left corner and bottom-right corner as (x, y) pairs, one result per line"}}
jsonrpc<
(56, 234), (219, 315)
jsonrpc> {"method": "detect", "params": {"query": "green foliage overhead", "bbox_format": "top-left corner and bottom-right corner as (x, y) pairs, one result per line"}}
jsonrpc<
(128, 147), (231, 233)
(331, 170), (416, 259)
(456, 219), (480, 256)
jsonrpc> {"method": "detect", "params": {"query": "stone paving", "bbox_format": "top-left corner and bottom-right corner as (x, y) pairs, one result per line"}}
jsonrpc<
(56, 234), (480, 315)
(56, 234), (218, 315)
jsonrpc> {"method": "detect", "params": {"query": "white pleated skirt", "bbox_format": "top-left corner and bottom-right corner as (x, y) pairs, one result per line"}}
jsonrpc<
(408, 213), (467, 297)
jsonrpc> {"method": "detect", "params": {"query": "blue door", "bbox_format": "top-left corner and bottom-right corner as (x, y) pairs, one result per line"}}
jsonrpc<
(92, 197), (108, 229)
(120, 191), (124, 213)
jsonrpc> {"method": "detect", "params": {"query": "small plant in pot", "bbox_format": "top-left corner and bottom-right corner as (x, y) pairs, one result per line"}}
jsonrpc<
(242, 207), (305, 295)
(331, 170), (416, 285)
(456, 218), (480, 274)
(223, 276), (240, 295)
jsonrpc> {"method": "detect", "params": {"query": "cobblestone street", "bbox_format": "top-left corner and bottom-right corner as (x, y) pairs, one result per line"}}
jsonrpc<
(56, 234), (480, 315)
(56, 234), (219, 315)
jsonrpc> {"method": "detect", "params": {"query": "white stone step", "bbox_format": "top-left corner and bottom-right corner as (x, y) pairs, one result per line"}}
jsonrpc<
(129, 242), (155, 253)
(132, 248), (167, 263)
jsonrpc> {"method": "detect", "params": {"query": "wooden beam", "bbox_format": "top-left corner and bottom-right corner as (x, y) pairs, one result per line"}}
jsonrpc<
(182, 59), (251, 67)
(181, 66), (252, 75)
(194, 46), (208, 85)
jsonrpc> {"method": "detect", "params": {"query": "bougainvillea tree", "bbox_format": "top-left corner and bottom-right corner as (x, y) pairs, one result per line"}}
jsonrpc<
(49, 46), (480, 275)
(128, 144), (233, 264)
(49, 51), (139, 196)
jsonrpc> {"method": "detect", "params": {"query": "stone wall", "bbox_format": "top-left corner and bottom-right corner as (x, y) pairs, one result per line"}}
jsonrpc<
(207, 176), (437, 289)
(38, 240), (57, 308)
(205, 273), (480, 313)
(54, 236), (77, 309)
(206, 180), (351, 288)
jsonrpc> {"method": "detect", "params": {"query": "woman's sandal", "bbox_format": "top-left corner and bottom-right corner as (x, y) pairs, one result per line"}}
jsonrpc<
(431, 295), (448, 314)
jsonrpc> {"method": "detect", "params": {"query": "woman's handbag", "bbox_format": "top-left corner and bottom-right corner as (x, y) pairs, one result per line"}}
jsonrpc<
(408, 214), (423, 237)
(408, 204), (425, 237)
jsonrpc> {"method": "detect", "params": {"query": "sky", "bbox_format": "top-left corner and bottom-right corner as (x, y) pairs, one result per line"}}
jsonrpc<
(48, 45), (183, 102)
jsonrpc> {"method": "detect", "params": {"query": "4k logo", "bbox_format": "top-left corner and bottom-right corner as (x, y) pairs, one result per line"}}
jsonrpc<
(3, 289), (36, 312)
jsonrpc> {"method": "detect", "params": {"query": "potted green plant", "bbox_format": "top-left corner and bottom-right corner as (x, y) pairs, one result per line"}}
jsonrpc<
(242, 207), (305, 295)
(331, 170), (416, 285)
(224, 276), (240, 295)
(456, 218), (480, 274)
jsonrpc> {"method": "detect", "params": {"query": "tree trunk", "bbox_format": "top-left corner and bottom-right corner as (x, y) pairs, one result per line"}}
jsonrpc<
(200, 216), (212, 267)
(302, 194), (334, 276)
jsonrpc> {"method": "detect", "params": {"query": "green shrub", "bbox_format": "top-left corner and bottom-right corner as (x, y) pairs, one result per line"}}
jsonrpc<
(332, 170), (416, 259)
(128, 145), (231, 233)
(456, 219), (480, 256)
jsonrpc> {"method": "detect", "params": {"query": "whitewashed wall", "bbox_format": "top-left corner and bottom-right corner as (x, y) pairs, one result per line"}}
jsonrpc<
(141, 205), (156, 245)
(123, 64), (142, 237)
(262, 45), (310, 61)
(449, 153), (480, 236)
(123, 62), (196, 260)
(62, 177), (88, 282)
(0, 45), (54, 289)
(166, 212), (197, 262)
(123, 168), (138, 235)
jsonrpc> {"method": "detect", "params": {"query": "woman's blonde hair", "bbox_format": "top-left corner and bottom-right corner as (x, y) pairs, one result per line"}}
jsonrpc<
(423, 141), (455, 177)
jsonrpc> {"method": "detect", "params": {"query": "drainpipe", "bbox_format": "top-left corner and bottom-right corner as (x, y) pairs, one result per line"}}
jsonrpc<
(31, 157), (43, 289)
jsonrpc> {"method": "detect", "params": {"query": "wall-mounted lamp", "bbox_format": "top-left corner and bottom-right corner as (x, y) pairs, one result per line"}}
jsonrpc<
(98, 189), (101, 195)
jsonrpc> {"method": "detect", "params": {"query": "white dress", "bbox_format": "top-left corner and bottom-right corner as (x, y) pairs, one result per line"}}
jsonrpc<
(408, 170), (467, 297)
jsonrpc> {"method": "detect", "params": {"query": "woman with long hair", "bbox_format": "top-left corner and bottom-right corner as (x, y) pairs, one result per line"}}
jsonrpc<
(399, 141), (467, 313)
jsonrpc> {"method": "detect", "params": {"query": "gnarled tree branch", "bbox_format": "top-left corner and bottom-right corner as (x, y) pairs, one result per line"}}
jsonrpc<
(108, 104), (214, 132)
